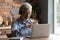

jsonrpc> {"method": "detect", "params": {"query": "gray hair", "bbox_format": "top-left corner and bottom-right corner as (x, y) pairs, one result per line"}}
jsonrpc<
(19, 3), (32, 15)
(22, 3), (32, 10)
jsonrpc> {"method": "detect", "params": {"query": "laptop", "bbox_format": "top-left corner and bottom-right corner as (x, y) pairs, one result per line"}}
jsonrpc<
(27, 24), (50, 38)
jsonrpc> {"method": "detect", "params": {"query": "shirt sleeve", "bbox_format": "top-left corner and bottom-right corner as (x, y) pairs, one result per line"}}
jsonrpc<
(11, 21), (18, 31)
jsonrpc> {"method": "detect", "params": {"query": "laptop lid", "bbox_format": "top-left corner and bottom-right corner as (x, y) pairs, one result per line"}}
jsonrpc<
(31, 24), (50, 38)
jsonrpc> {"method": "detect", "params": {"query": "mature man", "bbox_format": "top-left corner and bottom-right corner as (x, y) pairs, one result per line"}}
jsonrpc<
(11, 3), (37, 37)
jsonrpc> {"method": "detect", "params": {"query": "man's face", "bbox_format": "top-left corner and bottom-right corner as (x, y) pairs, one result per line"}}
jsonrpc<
(22, 9), (31, 20)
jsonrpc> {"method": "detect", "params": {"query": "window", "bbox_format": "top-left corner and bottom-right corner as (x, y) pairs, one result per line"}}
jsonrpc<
(54, 0), (60, 34)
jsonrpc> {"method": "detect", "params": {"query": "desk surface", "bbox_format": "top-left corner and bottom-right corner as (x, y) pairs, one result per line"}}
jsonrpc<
(9, 34), (53, 40)
(9, 34), (60, 40)
(0, 34), (60, 40)
(23, 35), (53, 40)
(23, 38), (50, 40)
(23, 34), (60, 40)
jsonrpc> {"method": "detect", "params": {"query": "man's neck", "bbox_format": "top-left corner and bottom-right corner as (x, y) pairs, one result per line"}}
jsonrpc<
(19, 16), (26, 22)
(19, 16), (30, 22)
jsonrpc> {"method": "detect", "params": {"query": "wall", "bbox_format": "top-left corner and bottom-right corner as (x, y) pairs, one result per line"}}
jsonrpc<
(37, 0), (48, 23)
(0, 0), (21, 16)
(0, 0), (13, 12)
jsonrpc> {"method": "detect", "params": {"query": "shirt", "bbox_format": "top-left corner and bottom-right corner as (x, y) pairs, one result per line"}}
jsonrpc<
(11, 18), (33, 37)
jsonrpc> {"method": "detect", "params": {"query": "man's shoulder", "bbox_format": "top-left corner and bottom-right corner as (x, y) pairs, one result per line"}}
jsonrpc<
(12, 19), (18, 23)
(12, 18), (22, 24)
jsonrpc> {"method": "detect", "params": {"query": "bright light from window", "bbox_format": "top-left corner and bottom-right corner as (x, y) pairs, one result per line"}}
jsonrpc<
(54, 0), (60, 34)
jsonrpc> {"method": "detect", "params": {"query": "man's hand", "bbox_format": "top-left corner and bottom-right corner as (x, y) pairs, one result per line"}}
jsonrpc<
(27, 24), (33, 28)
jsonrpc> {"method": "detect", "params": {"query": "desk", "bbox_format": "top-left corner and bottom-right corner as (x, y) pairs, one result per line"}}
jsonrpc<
(9, 37), (52, 40)
(23, 35), (53, 40)
(9, 34), (60, 40)
(23, 34), (60, 40)
(23, 38), (50, 40)
(9, 34), (53, 40)
(0, 33), (59, 40)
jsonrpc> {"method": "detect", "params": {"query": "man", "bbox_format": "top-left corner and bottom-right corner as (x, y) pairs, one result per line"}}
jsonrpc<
(11, 3), (37, 37)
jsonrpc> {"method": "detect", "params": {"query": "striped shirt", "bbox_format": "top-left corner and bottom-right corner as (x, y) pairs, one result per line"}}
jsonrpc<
(11, 18), (33, 37)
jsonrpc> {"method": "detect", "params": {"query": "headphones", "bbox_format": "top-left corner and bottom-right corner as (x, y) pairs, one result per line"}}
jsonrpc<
(19, 8), (23, 15)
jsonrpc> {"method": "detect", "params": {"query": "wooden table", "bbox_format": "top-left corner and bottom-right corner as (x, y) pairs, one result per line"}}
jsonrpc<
(22, 35), (53, 40)
(23, 34), (60, 40)
(8, 34), (60, 40)
(9, 34), (53, 40)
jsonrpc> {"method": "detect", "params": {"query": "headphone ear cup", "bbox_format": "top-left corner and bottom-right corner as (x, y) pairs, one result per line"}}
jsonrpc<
(19, 9), (22, 15)
(20, 10), (22, 15)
